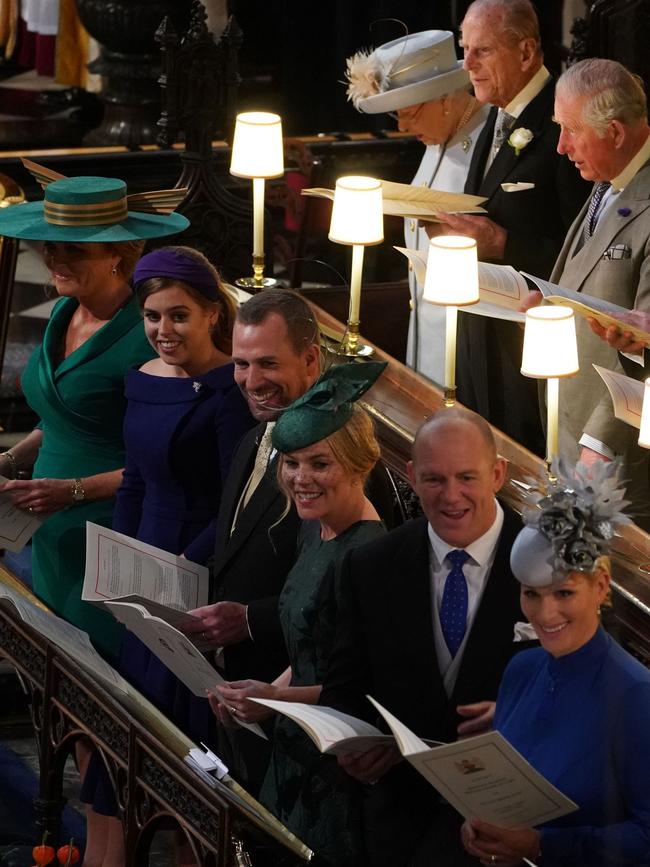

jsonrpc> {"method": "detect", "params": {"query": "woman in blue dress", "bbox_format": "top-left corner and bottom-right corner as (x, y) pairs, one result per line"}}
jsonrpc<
(210, 362), (387, 866)
(461, 461), (650, 867)
(81, 247), (253, 866)
(113, 245), (254, 727)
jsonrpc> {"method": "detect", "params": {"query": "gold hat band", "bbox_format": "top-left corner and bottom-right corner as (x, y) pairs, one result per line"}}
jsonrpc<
(44, 198), (129, 227)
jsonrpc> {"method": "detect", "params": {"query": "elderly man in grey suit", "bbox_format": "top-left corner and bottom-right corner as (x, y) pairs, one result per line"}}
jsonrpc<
(524, 58), (650, 523)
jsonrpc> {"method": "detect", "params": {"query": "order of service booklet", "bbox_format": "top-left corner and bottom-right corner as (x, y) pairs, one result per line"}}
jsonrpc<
(82, 522), (265, 738)
(593, 364), (644, 429)
(253, 696), (577, 828)
(0, 475), (43, 552)
(302, 181), (487, 222)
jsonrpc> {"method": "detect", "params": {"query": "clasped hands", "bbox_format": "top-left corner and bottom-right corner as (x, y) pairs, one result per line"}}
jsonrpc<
(208, 678), (277, 725)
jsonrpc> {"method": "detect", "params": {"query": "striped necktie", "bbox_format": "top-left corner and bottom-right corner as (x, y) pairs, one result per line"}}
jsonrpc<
(584, 181), (611, 241)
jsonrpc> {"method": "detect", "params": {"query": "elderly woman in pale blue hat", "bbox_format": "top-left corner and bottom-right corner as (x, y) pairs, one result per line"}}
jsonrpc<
(345, 30), (488, 386)
(462, 459), (650, 867)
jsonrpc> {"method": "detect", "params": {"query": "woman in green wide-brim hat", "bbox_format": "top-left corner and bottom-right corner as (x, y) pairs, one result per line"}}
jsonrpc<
(0, 159), (189, 662)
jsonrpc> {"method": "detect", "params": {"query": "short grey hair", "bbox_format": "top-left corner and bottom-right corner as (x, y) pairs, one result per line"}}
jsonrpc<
(463, 0), (541, 54)
(557, 58), (647, 134)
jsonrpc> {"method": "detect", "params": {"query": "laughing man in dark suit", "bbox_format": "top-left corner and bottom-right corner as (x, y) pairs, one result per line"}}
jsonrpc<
(434, 0), (590, 456)
(321, 408), (527, 867)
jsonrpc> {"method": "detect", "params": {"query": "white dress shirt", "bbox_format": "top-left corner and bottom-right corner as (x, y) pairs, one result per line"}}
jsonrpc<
(427, 501), (504, 695)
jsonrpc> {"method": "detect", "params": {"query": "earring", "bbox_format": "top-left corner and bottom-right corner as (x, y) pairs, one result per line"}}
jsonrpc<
(111, 265), (118, 276)
(597, 605), (602, 616)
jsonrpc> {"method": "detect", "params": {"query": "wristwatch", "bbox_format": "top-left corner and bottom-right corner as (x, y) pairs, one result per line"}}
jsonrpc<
(70, 478), (86, 503)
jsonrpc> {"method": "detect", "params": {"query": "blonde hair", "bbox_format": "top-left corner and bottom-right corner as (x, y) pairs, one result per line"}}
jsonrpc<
(274, 406), (381, 523)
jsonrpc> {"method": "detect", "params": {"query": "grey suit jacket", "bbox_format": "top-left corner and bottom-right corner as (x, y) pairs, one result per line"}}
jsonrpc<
(551, 161), (650, 517)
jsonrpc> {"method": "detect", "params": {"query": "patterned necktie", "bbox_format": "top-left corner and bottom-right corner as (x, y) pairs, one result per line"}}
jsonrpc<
(439, 549), (470, 658)
(231, 423), (275, 534)
(485, 109), (514, 174)
(584, 181), (611, 241)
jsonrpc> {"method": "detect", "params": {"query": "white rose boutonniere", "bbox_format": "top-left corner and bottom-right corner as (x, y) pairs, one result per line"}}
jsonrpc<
(508, 127), (534, 156)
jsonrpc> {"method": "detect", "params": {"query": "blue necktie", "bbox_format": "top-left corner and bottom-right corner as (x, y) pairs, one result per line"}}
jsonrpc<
(584, 181), (611, 240)
(440, 550), (470, 657)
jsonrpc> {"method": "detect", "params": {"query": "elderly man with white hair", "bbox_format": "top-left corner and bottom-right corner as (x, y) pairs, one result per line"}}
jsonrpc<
(523, 57), (650, 524)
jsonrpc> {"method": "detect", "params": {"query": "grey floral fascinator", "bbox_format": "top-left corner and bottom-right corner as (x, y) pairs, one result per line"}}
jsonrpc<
(510, 458), (631, 586)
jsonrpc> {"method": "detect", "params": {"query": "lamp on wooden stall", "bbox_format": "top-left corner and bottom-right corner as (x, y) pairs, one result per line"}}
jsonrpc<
(423, 235), (479, 406)
(328, 175), (383, 356)
(230, 111), (284, 289)
(521, 306), (579, 476)
(639, 378), (650, 448)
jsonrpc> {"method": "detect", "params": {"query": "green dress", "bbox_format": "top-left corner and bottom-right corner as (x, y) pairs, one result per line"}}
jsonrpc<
(261, 519), (385, 867)
(21, 296), (154, 661)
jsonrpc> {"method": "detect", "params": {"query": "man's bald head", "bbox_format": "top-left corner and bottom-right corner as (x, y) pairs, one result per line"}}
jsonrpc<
(413, 407), (498, 466)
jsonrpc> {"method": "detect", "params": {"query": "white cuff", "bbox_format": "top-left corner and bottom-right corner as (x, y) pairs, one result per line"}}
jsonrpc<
(578, 433), (616, 461)
(621, 350), (645, 366)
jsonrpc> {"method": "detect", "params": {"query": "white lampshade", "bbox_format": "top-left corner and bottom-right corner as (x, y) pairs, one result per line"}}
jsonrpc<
(422, 235), (479, 306)
(639, 378), (650, 448)
(521, 306), (579, 378)
(230, 112), (284, 179)
(328, 176), (384, 246)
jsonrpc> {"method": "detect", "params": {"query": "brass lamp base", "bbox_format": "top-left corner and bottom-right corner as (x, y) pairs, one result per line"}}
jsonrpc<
(235, 275), (278, 290)
(337, 320), (374, 357)
(235, 254), (277, 291)
(443, 386), (456, 407)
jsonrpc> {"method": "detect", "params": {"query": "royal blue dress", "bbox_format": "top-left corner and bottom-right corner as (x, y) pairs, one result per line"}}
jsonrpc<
(495, 627), (650, 866)
(113, 364), (254, 737)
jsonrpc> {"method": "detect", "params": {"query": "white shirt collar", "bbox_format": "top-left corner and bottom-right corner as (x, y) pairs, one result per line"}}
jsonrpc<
(504, 65), (550, 119)
(427, 500), (504, 568)
(610, 132), (650, 192)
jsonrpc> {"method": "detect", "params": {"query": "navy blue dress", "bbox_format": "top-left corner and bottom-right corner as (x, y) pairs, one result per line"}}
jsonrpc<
(495, 627), (650, 866)
(114, 363), (254, 736)
(82, 363), (254, 814)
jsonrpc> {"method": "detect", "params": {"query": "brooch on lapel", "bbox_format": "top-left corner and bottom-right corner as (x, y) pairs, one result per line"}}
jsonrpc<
(617, 207), (631, 217)
(507, 127), (533, 156)
(192, 381), (202, 393)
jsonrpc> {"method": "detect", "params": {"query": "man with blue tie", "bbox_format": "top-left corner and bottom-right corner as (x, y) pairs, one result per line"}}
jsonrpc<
(320, 407), (526, 867)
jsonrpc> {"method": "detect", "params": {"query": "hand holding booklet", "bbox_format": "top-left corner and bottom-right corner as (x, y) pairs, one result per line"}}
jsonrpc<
(253, 696), (577, 828)
(524, 272), (650, 345)
(594, 365), (644, 429)
(0, 475), (43, 552)
(82, 522), (265, 738)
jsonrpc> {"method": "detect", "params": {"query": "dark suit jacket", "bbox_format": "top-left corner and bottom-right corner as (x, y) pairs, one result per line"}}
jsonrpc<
(210, 423), (299, 683)
(320, 505), (525, 866)
(210, 423), (400, 684)
(457, 79), (591, 455)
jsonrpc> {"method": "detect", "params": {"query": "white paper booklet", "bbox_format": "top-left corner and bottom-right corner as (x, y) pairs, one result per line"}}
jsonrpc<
(107, 602), (266, 740)
(0, 475), (42, 552)
(0, 582), (128, 694)
(83, 522), (209, 612)
(250, 699), (395, 755)
(369, 697), (578, 828)
(523, 273), (650, 345)
(303, 182), (486, 222)
(593, 365), (644, 429)
(395, 248), (527, 323)
(250, 698), (443, 756)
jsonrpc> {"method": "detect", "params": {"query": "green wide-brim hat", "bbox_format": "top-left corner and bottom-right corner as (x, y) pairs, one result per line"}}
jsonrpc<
(272, 360), (387, 453)
(0, 160), (189, 241)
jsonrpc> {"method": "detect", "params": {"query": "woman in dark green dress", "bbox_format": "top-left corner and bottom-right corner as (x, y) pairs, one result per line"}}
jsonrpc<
(211, 363), (387, 866)
(0, 161), (188, 662)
